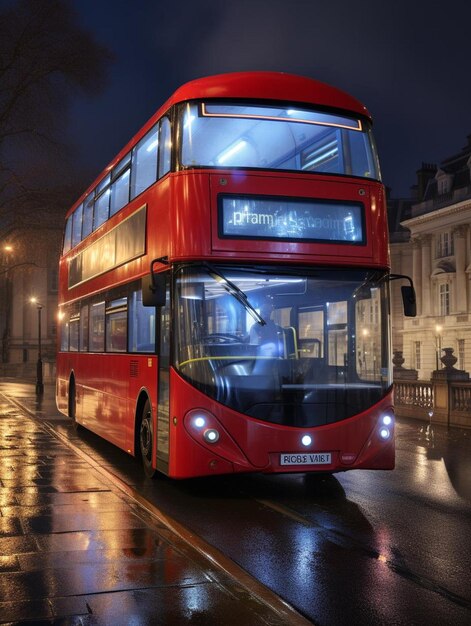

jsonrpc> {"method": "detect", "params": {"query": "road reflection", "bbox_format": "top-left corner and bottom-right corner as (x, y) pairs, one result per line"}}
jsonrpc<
(417, 420), (471, 502)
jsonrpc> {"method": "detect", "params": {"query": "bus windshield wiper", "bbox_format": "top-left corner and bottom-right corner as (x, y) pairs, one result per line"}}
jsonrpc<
(202, 263), (266, 326)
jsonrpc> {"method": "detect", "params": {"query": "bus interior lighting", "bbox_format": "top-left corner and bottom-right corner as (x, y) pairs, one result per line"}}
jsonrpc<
(202, 103), (362, 131)
(217, 140), (248, 164)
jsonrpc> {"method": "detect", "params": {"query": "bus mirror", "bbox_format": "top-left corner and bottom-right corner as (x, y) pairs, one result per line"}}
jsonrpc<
(142, 274), (166, 307)
(401, 285), (416, 317)
(389, 273), (416, 317)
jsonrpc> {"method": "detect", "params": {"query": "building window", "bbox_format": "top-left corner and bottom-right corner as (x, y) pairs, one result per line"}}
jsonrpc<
(414, 341), (421, 370)
(458, 339), (465, 371)
(48, 268), (58, 293)
(439, 283), (450, 316)
(436, 232), (453, 258)
(438, 177), (449, 195)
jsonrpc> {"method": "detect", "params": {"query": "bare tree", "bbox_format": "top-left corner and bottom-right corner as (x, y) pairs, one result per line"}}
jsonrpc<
(0, 0), (113, 214)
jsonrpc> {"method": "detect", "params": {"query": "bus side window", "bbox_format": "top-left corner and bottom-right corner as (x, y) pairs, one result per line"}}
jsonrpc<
(106, 298), (128, 353)
(131, 124), (159, 199)
(71, 204), (83, 248)
(158, 117), (171, 178)
(110, 153), (131, 217)
(94, 176), (111, 229)
(80, 304), (89, 352)
(69, 315), (80, 352)
(82, 192), (94, 238)
(129, 290), (156, 353)
(63, 216), (73, 253)
(59, 309), (70, 351)
(89, 301), (105, 352)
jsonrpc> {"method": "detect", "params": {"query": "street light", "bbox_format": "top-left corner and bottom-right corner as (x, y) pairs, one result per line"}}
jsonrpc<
(1, 244), (14, 363)
(30, 297), (44, 395)
(435, 324), (442, 370)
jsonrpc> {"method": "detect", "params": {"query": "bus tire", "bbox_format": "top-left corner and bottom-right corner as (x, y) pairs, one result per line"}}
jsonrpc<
(139, 398), (157, 479)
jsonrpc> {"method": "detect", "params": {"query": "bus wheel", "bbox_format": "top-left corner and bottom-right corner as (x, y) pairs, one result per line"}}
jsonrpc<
(139, 399), (157, 479)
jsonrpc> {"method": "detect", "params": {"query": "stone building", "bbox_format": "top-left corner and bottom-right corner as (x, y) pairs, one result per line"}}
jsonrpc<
(0, 212), (62, 380)
(390, 135), (471, 379)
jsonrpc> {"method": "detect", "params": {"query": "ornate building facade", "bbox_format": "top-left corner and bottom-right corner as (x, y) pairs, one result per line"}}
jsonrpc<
(390, 135), (471, 379)
(1, 216), (62, 380)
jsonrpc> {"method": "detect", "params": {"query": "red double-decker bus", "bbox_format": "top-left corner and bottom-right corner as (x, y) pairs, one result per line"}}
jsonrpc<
(56, 72), (415, 478)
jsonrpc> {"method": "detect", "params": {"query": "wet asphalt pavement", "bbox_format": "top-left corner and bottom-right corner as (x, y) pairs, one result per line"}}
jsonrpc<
(1, 380), (470, 625)
(0, 381), (308, 625)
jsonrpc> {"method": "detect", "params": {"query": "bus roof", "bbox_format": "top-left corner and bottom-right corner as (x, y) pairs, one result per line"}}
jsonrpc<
(164, 72), (371, 120)
(69, 72), (372, 215)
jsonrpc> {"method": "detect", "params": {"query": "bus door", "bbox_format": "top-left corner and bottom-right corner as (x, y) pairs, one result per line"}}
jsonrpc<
(156, 277), (171, 474)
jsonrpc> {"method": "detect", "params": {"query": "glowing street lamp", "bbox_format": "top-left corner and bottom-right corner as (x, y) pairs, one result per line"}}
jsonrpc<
(30, 297), (44, 395)
(1, 244), (14, 363)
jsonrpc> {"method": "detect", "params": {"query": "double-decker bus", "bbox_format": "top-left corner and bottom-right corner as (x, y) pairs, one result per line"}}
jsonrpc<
(56, 72), (415, 478)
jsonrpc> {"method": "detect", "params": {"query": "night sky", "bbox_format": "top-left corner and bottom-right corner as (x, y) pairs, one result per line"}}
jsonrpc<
(68, 0), (470, 198)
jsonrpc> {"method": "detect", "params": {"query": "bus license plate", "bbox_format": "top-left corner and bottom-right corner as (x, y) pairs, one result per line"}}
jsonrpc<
(280, 452), (332, 466)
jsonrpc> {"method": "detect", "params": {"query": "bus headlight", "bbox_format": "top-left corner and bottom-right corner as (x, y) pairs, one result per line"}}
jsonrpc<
(203, 429), (220, 444)
(378, 412), (394, 440)
(184, 409), (221, 446)
(193, 415), (206, 429)
(301, 434), (312, 447)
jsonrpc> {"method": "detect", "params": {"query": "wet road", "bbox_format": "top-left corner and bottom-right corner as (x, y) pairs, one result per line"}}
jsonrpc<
(3, 384), (471, 625)
(134, 422), (471, 625)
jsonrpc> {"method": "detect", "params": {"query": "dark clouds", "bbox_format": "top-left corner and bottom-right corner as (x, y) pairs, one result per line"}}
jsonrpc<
(71, 0), (471, 196)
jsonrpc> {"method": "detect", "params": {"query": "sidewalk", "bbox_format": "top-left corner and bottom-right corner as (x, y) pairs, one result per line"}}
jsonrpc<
(0, 380), (309, 625)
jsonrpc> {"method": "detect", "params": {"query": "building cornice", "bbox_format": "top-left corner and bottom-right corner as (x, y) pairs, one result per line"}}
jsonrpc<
(401, 198), (471, 233)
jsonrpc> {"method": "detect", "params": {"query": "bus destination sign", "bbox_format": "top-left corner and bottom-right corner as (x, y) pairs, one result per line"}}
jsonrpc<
(220, 195), (364, 244)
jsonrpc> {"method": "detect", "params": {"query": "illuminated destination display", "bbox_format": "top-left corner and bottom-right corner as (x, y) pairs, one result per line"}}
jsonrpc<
(219, 195), (364, 243)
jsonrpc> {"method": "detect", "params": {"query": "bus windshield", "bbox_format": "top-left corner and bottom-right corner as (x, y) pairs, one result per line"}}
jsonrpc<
(180, 102), (381, 180)
(174, 265), (391, 427)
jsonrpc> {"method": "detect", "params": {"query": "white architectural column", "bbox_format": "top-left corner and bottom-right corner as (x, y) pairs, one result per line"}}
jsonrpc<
(453, 225), (467, 313)
(420, 234), (432, 316)
(412, 238), (422, 316)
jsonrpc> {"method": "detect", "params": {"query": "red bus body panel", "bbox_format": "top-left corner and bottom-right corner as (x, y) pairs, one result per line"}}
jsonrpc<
(59, 170), (388, 298)
(56, 72), (393, 479)
(168, 369), (394, 478)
